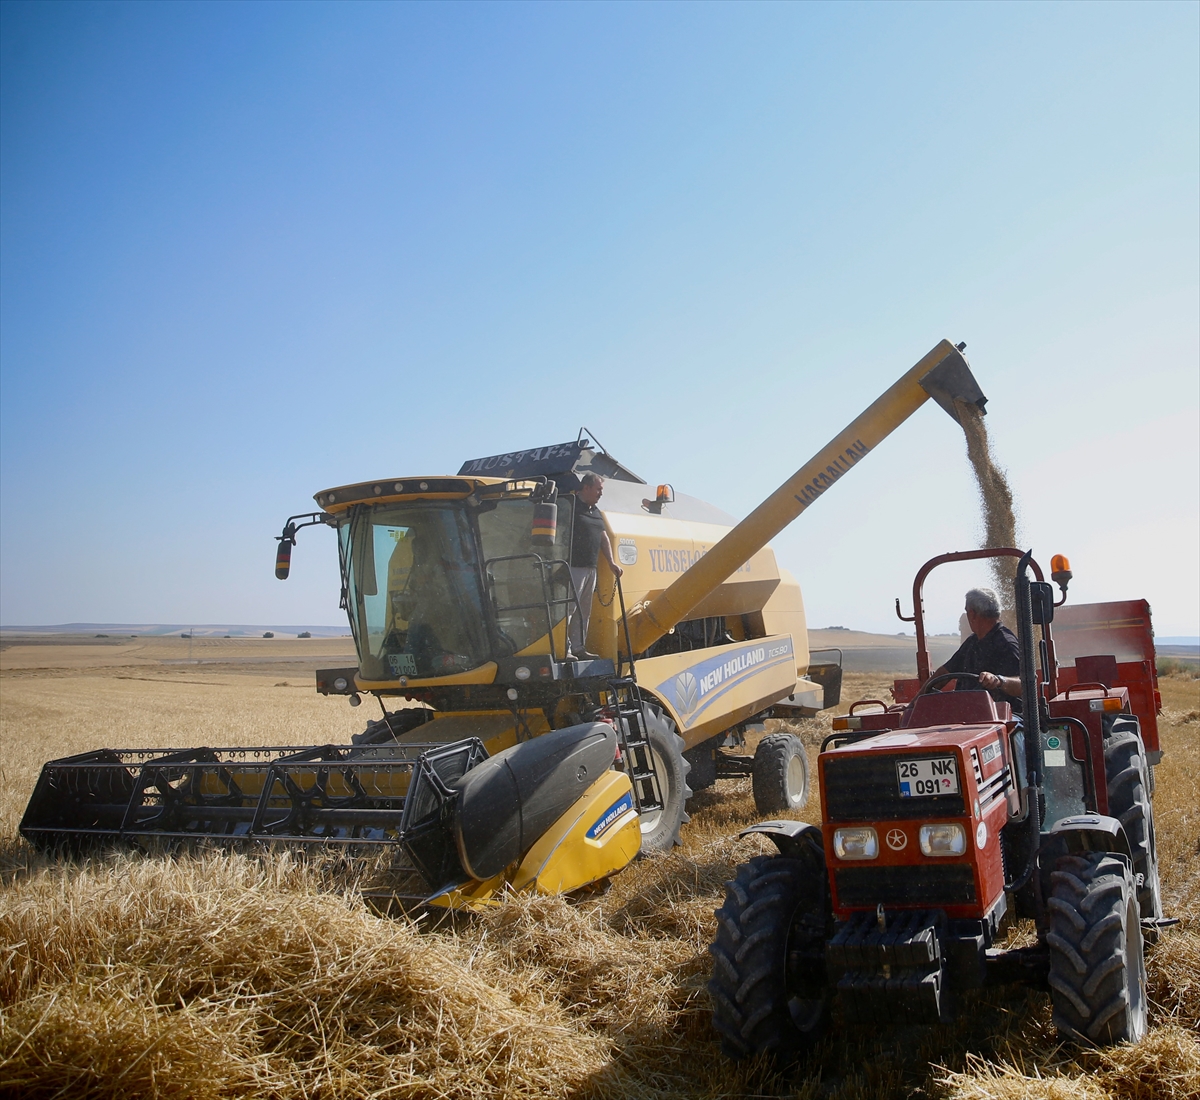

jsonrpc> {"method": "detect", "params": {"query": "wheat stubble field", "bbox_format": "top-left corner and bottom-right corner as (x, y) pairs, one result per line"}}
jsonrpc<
(1, 637), (1197, 1099)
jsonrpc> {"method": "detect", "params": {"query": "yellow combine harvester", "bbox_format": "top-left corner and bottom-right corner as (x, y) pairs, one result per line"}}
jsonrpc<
(22, 340), (987, 908)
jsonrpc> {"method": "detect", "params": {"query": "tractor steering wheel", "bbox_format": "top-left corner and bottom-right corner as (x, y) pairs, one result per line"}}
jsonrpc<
(919, 671), (982, 695)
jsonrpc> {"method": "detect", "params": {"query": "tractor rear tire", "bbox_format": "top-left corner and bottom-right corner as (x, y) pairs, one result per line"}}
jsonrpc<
(1104, 722), (1163, 924)
(1047, 851), (1148, 1045)
(637, 704), (691, 853)
(752, 733), (809, 814)
(708, 836), (831, 1059)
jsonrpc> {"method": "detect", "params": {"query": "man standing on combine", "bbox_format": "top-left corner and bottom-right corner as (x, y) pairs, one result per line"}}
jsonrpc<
(568, 473), (622, 660)
(934, 587), (1023, 712)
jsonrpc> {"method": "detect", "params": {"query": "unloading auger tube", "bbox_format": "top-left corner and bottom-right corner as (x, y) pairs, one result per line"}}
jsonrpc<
(622, 339), (987, 655)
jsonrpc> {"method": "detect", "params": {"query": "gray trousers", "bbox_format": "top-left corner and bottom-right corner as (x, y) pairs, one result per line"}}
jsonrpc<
(568, 567), (597, 653)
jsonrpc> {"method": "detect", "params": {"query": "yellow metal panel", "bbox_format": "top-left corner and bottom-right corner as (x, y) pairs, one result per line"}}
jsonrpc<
(355, 660), (499, 691)
(640, 634), (799, 751)
(510, 769), (641, 894)
(761, 567), (810, 674)
(601, 515), (781, 621)
(426, 872), (508, 911)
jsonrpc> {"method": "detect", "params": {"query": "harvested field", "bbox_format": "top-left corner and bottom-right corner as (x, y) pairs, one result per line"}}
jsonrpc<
(1, 643), (1197, 1098)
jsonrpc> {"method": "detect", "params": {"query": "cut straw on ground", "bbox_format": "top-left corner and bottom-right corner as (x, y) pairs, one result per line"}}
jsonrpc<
(2, 671), (1198, 1099)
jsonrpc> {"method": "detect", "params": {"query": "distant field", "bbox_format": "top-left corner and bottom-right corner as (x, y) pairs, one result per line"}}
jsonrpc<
(1, 641), (1197, 1098)
(808, 627), (963, 672)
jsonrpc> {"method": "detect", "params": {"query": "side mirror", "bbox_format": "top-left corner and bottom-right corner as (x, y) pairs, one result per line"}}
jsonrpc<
(531, 502), (558, 545)
(531, 481), (559, 546)
(273, 513), (334, 581)
(1030, 581), (1054, 625)
(275, 537), (293, 580)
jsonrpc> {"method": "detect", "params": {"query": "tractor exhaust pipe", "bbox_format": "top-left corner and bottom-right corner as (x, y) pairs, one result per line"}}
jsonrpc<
(1006, 550), (1045, 893)
(624, 340), (988, 654)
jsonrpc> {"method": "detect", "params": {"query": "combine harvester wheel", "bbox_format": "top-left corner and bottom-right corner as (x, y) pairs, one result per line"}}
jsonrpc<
(752, 733), (809, 814)
(638, 703), (692, 853)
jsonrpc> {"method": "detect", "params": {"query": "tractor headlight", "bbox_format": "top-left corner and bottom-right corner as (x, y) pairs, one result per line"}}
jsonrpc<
(833, 827), (878, 860)
(919, 823), (966, 856)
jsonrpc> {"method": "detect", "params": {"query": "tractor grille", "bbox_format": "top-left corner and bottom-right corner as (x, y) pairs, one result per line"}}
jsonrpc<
(823, 754), (965, 821)
(835, 864), (976, 908)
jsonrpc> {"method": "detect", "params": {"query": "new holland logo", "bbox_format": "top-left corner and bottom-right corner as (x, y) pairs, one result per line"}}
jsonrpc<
(675, 671), (699, 716)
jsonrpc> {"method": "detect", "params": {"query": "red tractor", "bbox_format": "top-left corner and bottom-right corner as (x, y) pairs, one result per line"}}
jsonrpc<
(708, 549), (1170, 1056)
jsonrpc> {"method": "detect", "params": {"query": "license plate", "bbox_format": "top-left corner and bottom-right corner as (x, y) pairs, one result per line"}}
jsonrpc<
(896, 757), (959, 797)
(388, 653), (418, 676)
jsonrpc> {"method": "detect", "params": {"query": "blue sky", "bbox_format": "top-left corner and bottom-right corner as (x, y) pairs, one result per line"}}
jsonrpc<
(2, 1), (1197, 636)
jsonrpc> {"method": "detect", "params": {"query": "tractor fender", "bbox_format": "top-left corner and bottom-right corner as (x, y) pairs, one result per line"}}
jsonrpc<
(739, 819), (823, 860)
(1047, 814), (1133, 862)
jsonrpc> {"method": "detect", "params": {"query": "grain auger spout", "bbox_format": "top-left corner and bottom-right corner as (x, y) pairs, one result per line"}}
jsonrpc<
(622, 339), (987, 655)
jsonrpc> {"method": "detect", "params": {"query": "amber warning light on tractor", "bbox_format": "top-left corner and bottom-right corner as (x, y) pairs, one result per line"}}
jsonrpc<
(1051, 554), (1072, 592)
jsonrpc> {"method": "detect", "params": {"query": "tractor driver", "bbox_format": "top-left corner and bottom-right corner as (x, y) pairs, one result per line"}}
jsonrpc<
(933, 587), (1023, 712)
(566, 473), (623, 661)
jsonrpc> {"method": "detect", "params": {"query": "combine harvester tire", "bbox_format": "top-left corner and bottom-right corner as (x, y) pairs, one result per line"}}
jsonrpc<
(638, 704), (691, 853)
(752, 733), (809, 814)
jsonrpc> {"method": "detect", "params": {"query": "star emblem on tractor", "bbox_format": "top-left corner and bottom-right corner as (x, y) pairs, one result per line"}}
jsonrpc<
(886, 828), (908, 851)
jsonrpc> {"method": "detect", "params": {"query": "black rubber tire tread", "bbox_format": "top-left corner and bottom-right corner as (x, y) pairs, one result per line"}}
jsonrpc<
(637, 703), (692, 853)
(352, 706), (435, 745)
(1103, 724), (1162, 921)
(708, 836), (831, 1060)
(683, 739), (718, 793)
(752, 733), (809, 815)
(1047, 851), (1148, 1045)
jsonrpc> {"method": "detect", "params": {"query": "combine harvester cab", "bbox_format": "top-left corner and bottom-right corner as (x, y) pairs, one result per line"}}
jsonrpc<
(23, 340), (993, 906)
(709, 548), (1172, 1056)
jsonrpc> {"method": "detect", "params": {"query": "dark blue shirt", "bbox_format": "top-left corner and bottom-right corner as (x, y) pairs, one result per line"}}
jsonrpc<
(571, 501), (606, 568)
(945, 622), (1022, 712)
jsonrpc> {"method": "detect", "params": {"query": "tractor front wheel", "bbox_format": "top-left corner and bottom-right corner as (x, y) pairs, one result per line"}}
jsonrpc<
(1047, 851), (1147, 1045)
(708, 836), (831, 1059)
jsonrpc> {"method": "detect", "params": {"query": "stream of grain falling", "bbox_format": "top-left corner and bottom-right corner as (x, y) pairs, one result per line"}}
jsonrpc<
(955, 400), (1019, 602)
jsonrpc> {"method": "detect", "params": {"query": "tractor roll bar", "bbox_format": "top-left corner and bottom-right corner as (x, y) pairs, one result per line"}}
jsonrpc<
(895, 548), (1058, 691)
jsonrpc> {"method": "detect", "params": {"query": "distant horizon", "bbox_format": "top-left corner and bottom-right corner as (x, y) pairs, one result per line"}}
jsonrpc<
(2, 621), (1197, 648)
(0, 622), (352, 637)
